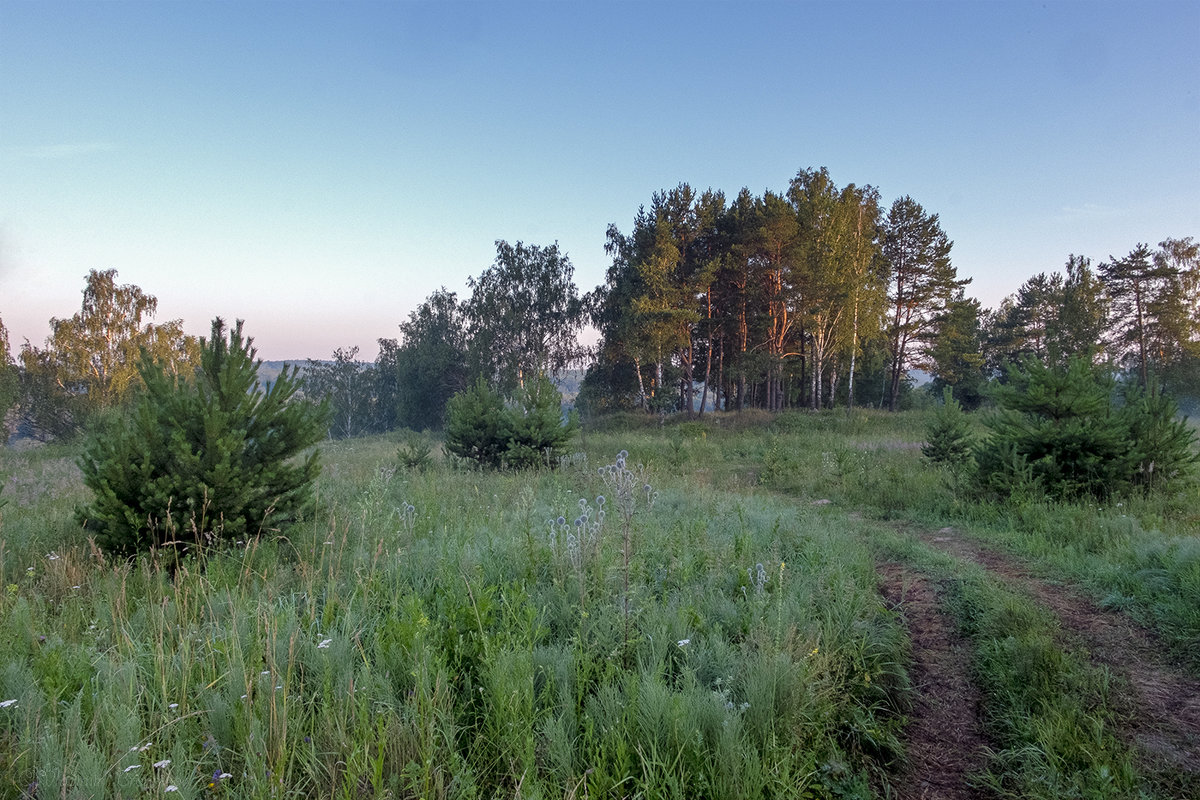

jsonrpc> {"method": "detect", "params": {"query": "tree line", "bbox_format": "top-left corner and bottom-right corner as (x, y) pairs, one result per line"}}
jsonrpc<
(1, 167), (1196, 441)
(585, 171), (967, 414)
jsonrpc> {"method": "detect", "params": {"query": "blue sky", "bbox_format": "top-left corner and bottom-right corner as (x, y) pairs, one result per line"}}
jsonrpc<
(2, 0), (1197, 360)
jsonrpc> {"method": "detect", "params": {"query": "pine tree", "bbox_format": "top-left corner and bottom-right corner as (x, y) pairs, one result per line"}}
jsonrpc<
(76, 318), (329, 556)
(882, 197), (967, 411)
(505, 374), (578, 468)
(976, 357), (1133, 500)
(443, 378), (509, 468)
(922, 387), (974, 468)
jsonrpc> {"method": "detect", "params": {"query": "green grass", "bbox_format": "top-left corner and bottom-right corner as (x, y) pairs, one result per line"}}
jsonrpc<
(0, 432), (906, 799)
(1, 407), (1195, 798)
(862, 521), (1168, 799)
(751, 409), (1200, 672)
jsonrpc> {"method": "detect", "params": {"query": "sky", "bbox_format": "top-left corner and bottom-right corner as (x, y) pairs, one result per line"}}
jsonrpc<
(2, 0), (1197, 361)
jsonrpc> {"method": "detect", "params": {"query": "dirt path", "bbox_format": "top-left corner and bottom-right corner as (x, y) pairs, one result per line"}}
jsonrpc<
(876, 563), (992, 800)
(916, 525), (1200, 777)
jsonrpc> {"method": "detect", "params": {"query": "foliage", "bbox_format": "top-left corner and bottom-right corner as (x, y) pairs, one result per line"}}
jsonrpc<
(396, 431), (434, 472)
(0, 313), (17, 428)
(1101, 239), (1199, 386)
(376, 288), (468, 431)
(1119, 380), (1200, 493)
(465, 241), (586, 394)
(504, 374), (579, 468)
(444, 376), (576, 469)
(15, 270), (198, 439)
(75, 318), (328, 555)
(922, 387), (975, 469)
(974, 357), (1198, 500)
(927, 292), (986, 409)
(975, 358), (1131, 500)
(305, 345), (373, 439)
(590, 170), (889, 414)
(882, 195), (967, 412)
(443, 378), (509, 469)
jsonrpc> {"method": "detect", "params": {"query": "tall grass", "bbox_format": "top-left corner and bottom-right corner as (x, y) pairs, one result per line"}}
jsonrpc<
(750, 409), (1200, 672)
(0, 432), (906, 799)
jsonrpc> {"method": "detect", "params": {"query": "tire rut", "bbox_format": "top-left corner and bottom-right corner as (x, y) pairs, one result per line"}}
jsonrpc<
(877, 562), (992, 800)
(915, 525), (1200, 777)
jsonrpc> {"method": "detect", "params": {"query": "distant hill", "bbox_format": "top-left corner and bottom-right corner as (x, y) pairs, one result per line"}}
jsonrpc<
(256, 361), (305, 389)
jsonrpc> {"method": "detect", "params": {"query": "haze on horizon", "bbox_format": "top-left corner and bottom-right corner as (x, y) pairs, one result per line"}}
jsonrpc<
(2, 0), (1197, 361)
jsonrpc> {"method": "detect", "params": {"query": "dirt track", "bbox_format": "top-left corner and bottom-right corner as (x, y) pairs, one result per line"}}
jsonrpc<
(877, 562), (992, 800)
(915, 526), (1200, 775)
(879, 521), (1200, 797)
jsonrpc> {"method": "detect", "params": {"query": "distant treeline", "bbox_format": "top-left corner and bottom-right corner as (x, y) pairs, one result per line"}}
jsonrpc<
(1, 168), (1196, 441)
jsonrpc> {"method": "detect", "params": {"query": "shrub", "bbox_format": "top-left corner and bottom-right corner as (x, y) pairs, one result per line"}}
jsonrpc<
(505, 374), (578, 468)
(396, 432), (434, 472)
(1120, 380), (1200, 493)
(444, 375), (576, 469)
(444, 378), (509, 468)
(922, 387), (974, 469)
(975, 358), (1130, 500)
(974, 357), (1198, 500)
(76, 318), (329, 555)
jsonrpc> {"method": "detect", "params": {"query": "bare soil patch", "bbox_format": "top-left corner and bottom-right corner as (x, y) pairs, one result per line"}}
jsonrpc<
(877, 562), (992, 800)
(917, 526), (1200, 777)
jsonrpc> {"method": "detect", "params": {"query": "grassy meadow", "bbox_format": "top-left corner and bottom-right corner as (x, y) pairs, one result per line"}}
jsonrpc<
(0, 409), (1197, 799)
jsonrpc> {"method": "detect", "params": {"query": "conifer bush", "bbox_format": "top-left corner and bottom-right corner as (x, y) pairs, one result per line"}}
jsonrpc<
(504, 374), (578, 468)
(974, 357), (1198, 500)
(443, 377), (509, 468)
(444, 374), (576, 469)
(76, 318), (329, 555)
(922, 387), (974, 469)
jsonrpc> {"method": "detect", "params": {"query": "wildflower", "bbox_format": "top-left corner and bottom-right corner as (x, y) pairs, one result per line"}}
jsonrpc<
(153, 759), (171, 768)
(168, 703), (179, 710)
(317, 638), (332, 649)
(47, 553), (59, 561)
(165, 786), (179, 793)
(677, 639), (690, 647)
(123, 764), (141, 773)
(0, 699), (16, 709)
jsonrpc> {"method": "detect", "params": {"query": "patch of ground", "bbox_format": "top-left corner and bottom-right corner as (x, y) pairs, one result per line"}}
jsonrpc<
(918, 526), (1200, 779)
(877, 562), (992, 800)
